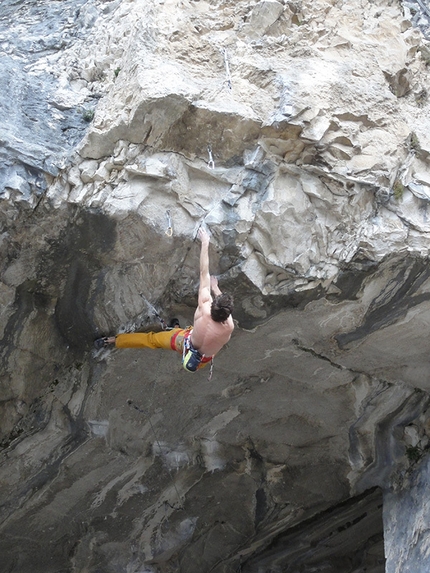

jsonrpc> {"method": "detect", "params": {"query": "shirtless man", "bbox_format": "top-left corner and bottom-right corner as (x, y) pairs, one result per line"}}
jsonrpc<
(94, 228), (234, 372)
(190, 228), (234, 356)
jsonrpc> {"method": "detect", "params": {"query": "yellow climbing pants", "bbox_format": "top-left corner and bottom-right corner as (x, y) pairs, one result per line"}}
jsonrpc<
(115, 329), (183, 351)
(114, 329), (212, 370)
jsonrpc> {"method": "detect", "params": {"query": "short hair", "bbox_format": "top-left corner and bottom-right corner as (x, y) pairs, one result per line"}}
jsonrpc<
(211, 294), (234, 322)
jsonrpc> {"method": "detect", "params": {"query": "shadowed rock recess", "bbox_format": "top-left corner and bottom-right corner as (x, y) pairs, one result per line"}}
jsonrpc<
(3, 0), (430, 571)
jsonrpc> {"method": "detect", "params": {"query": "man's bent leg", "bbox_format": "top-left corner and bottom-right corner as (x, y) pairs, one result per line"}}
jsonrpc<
(115, 330), (181, 350)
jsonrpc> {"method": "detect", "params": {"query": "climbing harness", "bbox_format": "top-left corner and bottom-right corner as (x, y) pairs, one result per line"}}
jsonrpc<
(207, 145), (215, 169)
(182, 332), (204, 372)
(138, 293), (216, 379)
(181, 329), (214, 380)
(222, 48), (232, 90)
(165, 209), (173, 237)
(127, 399), (184, 510)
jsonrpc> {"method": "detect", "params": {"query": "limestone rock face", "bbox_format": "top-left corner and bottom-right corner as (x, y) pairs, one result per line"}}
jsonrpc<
(384, 454), (430, 573)
(2, 1), (430, 572)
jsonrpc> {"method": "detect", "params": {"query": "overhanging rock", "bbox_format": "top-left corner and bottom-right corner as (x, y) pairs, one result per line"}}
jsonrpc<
(2, 1), (430, 572)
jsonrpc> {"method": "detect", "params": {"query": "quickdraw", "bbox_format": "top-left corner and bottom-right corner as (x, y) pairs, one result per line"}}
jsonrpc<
(207, 145), (215, 169)
(165, 209), (173, 236)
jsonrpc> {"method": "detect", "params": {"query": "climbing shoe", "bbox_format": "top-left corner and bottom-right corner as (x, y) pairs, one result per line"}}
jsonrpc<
(168, 318), (181, 329)
(94, 337), (111, 350)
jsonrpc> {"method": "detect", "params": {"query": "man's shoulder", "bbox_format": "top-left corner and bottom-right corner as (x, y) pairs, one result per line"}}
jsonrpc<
(198, 285), (212, 304)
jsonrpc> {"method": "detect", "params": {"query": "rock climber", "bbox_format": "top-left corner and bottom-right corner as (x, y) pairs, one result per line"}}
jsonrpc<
(94, 228), (234, 372)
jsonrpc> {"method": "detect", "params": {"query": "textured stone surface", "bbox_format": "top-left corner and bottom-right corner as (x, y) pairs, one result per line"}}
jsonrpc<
(384, 454), (430, 573)
(2, 0), (430, 572)
(0, 0), (98, 204)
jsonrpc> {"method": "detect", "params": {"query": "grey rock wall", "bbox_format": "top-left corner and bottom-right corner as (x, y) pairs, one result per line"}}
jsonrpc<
(384, 453), (430, 573)
(0, 0), (100, 202)
(2, 0), (430, 572)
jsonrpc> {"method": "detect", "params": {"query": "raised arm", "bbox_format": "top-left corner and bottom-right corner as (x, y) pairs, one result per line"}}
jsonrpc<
(197, 228), (211, 306)
(210, 275), (222, 296)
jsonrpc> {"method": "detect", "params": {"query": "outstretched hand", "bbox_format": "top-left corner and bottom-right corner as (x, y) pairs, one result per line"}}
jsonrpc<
(210, 275), (222, 296)
(197, 227), (210, 244)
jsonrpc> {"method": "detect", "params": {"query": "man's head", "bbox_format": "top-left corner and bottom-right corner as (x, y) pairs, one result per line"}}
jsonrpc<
(211, 293), (234, 322)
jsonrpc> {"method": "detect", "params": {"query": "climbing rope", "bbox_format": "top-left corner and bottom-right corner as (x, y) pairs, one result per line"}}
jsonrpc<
(139, 294), (169, 330)
(154, 309), (168, 330)
(207, 358), (214, 382)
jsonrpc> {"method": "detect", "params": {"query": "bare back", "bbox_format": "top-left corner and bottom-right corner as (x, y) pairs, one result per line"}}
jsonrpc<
(191, 302), (234, 357)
